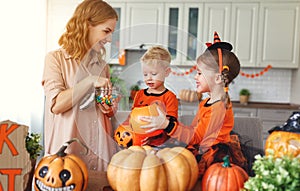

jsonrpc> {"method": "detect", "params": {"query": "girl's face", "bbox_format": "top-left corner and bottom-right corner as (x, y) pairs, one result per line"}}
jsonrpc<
(194, 62), (215, 93)
(88, 18), (117, 52)
(142, 63), (169, 90)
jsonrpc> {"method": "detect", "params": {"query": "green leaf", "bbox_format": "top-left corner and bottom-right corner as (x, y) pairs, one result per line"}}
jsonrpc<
(25, 133), (43, 160)
(243, 154), (300, 191)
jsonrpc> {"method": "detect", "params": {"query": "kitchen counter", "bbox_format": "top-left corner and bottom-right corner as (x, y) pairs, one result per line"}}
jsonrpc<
(180, 100), (300, 110)
(232, 101), (300, 110)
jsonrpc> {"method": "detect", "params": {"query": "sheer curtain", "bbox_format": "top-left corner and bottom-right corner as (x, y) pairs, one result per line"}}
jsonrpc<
(0, 0), (47, 138)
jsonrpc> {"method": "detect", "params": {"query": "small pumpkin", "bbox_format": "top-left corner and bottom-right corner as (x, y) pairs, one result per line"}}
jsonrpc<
(33, 138), (88, 191)
(107, 146), (198, 191)
(179, 89), (201, 102)
(128, 103), (164, 137)
(202, 155), (248, 191)
(114, 124), (134, 148)
(265, 131), (300, 158)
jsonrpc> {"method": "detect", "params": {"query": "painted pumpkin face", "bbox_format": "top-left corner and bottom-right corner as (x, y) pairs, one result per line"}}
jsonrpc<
(265, 131), (300, 158)
(114, 125), (133, 148)
(33, 139), (88, 191)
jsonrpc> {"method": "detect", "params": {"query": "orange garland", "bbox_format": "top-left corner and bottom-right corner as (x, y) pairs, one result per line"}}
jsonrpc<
(240, 65), (272, 78)
(171, 65), (197, 76)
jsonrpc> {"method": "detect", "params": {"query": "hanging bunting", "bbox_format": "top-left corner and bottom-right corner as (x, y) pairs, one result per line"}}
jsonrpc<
(171, 65), (197, 76)
(240, 65), (272, 78)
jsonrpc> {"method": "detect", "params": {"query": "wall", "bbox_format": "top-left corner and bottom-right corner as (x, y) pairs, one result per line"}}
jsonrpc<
(291, 62), (300, 105)
(0, 0), (46, 135)
(168, 67), (292, 104)
(113, 60), (293, 104)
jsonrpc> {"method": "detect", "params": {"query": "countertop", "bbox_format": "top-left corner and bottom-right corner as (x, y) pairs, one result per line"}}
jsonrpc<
(180, 100), (300, 110)
(232, 101), (300, 110)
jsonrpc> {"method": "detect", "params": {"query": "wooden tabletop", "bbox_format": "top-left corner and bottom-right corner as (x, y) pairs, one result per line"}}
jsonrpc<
(87, 170), (203, 190)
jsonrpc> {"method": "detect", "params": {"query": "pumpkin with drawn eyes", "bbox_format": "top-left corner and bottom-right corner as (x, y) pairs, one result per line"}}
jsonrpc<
(33, 138), (88, 191)
(265, 131), (300, 158)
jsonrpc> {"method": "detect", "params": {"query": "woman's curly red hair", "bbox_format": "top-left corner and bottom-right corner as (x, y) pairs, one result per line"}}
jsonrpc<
(58, 0), (118, 61)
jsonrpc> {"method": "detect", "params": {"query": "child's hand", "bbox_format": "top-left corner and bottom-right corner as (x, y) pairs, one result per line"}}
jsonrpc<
(139, 107), (168, 133)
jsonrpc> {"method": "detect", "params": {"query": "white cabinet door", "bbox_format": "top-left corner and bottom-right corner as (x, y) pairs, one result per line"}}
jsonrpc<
(125, 3), (164, 48)
(106, 3), (126, 64)
(164, 3), (203, 65)
(257, 3), (300, 68)
(202, 3), (231, 44)
(182, 3), (204, 65)
(258, 108), (294, 148)
(230, 3), (259, 67)
(164, 3), (184, 65)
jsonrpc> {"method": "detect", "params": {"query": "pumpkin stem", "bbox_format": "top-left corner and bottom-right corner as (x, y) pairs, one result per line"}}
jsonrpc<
(222, 155), (231, 168)
(56, 138), (89, 157)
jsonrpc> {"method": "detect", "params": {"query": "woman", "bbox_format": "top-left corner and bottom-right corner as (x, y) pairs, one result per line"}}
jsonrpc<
(42, 0), (119, 171)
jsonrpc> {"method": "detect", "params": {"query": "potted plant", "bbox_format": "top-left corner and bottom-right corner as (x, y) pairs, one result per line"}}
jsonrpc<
(239, 88), (251, 105)
(130, 84), (140, 100)
(25, 132), (43, 190)
(243, 153), (300, 191)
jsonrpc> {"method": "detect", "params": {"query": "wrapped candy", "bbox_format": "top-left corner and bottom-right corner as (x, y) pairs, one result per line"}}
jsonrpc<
(95, 87), (117, 106)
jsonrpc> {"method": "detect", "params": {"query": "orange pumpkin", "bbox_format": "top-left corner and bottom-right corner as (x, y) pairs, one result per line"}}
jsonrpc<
(33, 138), (88, 191)
(114, 124), (160, 148)
(265, 131), (300, 158)
(107, 146), (198, 191)
(114, 124), (134, 148)
(128, 103), (164, 137)
(179, 89), (201, 102)
(202, 155), (248, 191)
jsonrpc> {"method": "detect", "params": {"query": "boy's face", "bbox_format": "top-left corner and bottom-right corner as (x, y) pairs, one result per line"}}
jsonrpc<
(142, 62), (169, 89)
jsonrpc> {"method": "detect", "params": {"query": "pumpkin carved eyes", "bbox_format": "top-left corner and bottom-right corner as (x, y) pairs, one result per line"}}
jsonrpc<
(33, 139), (89, 191)
(39, 166), (48, 178)
(59, 169), (71, 185)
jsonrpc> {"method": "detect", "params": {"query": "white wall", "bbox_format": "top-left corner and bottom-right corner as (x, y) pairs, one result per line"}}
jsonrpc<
(291, 68), (300, 104)
(0, 0), (47, 134)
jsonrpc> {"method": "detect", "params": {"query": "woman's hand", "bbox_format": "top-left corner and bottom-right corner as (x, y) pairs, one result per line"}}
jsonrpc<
(92, 76), (112, 90)
(97, 94), (121, 117)
(139, 107), (169, 133)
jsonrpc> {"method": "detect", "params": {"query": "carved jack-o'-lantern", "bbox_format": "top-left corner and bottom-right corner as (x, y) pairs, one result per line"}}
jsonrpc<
(33, 138), (88, 191)
(114, 125), (151, 148)
(114, 125), (134, 148)
(265, 131), (300, 158)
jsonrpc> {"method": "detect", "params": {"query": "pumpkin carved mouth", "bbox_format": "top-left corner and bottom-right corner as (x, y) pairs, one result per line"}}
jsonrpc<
(35, 179), (75, 191)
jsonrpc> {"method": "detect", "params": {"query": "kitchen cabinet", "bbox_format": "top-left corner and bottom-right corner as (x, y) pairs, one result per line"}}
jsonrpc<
(164, 3), (203, 65)
(233, 106), (297, 148)
(230, 3), (259, 67)
(106, 3), (126, 64)
(202, 3), (231, 44)
(107, 1), (300, 68)
(124, 3), (164, 48)
(257, 109), (295, 148)
(164, 2), (258, 67)
(233, 107), (257, 117)
(257, 3), (300, 68)
(47, 0), (300, 69)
